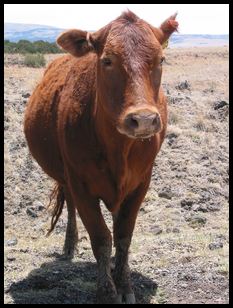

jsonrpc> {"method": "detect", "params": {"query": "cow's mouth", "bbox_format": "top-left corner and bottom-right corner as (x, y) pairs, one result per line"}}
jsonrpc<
(117, 126), (156, 139)
(134, 132), (155, 139)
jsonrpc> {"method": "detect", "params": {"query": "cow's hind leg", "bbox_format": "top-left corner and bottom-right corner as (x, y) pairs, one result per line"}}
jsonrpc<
(63, 188), (78, 259)
(112, 182), (150, 304)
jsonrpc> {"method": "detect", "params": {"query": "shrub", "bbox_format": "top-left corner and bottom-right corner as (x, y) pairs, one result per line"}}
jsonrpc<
(24, 53), (46, 67)
(4, 40), (63, 54)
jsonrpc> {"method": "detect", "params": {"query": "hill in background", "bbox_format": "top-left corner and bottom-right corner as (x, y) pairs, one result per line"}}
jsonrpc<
(4, 23), (65, 43)
(4, 22), (229, 47)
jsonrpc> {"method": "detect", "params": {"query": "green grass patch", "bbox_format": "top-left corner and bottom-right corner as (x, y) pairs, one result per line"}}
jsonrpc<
(24, 53), (46, 68)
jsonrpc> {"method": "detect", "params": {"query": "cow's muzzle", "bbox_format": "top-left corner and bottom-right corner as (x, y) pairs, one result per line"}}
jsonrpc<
(117, 108), (162, 139)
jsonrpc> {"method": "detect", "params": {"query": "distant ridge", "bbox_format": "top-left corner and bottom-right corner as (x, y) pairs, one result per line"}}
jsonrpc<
(4, 23), (65, 43)
(4, 23), (229, 47)
(170, 33), (229, 47)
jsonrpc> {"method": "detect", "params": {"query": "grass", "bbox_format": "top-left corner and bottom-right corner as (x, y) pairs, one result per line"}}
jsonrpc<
(144, 191), (159, 202)
(156, 287), (168, 304)
(216, 261), (229, 276)
(194, 115), (207, 131)
(24, 54), (46, 68)
(168, 109), (181, 125)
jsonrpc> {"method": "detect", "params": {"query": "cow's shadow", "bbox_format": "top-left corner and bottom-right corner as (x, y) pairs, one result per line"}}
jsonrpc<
(8, 254), (158, 304)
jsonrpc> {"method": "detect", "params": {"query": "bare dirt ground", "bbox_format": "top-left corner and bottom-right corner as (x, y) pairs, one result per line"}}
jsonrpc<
(4, 47), (229, 304)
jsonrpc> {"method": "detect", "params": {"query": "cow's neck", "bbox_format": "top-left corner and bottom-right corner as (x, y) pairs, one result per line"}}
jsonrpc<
(94, 101), (135, 192)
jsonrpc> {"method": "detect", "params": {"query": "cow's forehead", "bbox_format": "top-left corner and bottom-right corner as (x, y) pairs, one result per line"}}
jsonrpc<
(102, 19), (162, 73)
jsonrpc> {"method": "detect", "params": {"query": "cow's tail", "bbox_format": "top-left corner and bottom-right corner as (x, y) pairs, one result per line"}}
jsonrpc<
(46, 183), (65, 236)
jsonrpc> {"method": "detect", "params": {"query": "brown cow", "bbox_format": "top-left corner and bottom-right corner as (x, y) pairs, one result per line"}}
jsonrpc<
(24, 10), (178, 304)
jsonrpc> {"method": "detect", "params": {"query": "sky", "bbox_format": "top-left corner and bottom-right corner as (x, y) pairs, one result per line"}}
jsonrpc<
(4, 4), (229, 35)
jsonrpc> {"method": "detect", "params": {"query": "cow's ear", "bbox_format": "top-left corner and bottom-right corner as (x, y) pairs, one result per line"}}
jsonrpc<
(152, 13), (178, 46)
(88, 24), (110, 55)
(57, 29), (94, 57)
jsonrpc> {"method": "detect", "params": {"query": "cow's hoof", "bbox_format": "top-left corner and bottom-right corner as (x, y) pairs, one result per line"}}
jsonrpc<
(96, 278), (118, 304)
(116, 293), (136, 304)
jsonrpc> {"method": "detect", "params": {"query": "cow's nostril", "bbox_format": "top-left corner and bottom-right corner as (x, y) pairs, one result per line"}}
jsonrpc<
(129, 117), (139, 129)
(152, 116), (158, 126)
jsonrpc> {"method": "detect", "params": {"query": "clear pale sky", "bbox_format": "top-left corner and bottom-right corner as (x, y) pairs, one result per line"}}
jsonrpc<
(4, 4), (229, 34)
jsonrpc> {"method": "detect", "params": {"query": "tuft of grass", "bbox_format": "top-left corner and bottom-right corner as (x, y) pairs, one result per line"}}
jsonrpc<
(156, 287), (168, 304)
(144, 191), (159, 202)
(217, 261), (229, 276)
(184, 130), (202, 144)
(168, 109), (181, 125)
(194, 116), (207, 132)
(24, 54), (46, 68)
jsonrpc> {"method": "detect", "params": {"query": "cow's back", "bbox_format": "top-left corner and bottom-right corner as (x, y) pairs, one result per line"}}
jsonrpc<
(24, 54), (96, 184)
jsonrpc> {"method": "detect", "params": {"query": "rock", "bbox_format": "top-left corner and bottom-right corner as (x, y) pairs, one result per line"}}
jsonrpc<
(214, 100), (228, 110)
(150, 226), (163, 235)
(31, 235), (38, 239)
(166, 132), (178, 140)
(26, 207), (38, 218)
(6, 237), (18, 246)
(32, 201), (45, 211)
(22, 92), (30, 98)
(160, 269), (170, 276)
(140, 207), (146, 213)
(193, 204), (208, 212)
(207, 203), (221, 212)
(181, 199), (194, 210)
(166, 132), (178, 146)
(209, 241), (223, 250)
(167, 95), (184, 104)
(20, 248), (29, 253)
(188, 215), (207, 227)
(215, 234), (227, 241)
(175, 80), (191, 91)
(180, 283), (188, 288)
(166, 227), (180, 233)
(12, 208), (21, 215)
(7, 256), (16, 261)
(172, 227), (180, 233)
(203, 88), (214, 94)
(158, 188), (173, 200)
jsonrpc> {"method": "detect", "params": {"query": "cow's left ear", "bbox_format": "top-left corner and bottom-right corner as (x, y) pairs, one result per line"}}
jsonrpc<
(57, 29), (94, 57)
(152, 13), (179, 46)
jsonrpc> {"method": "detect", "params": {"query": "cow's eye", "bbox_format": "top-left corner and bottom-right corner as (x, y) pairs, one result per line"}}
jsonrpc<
(160, 57), (165, 65)
(102, 58), (112, 66)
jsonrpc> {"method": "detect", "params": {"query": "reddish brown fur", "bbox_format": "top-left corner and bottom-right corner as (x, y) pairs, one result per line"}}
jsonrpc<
(24, 10), (178, 304)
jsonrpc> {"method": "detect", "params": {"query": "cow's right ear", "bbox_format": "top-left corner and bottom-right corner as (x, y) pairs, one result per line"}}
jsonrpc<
(57, 29), (94, 57)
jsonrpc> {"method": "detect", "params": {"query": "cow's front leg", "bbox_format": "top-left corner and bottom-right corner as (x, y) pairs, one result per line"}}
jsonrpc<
(112, 181), (150, 304)
(112, 232), (135, 304)
(76, 201), (117, 304)
(66, 173), (118, 304)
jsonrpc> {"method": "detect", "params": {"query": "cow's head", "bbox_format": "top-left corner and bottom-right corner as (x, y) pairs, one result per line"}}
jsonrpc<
(57, 11), (178, 139)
